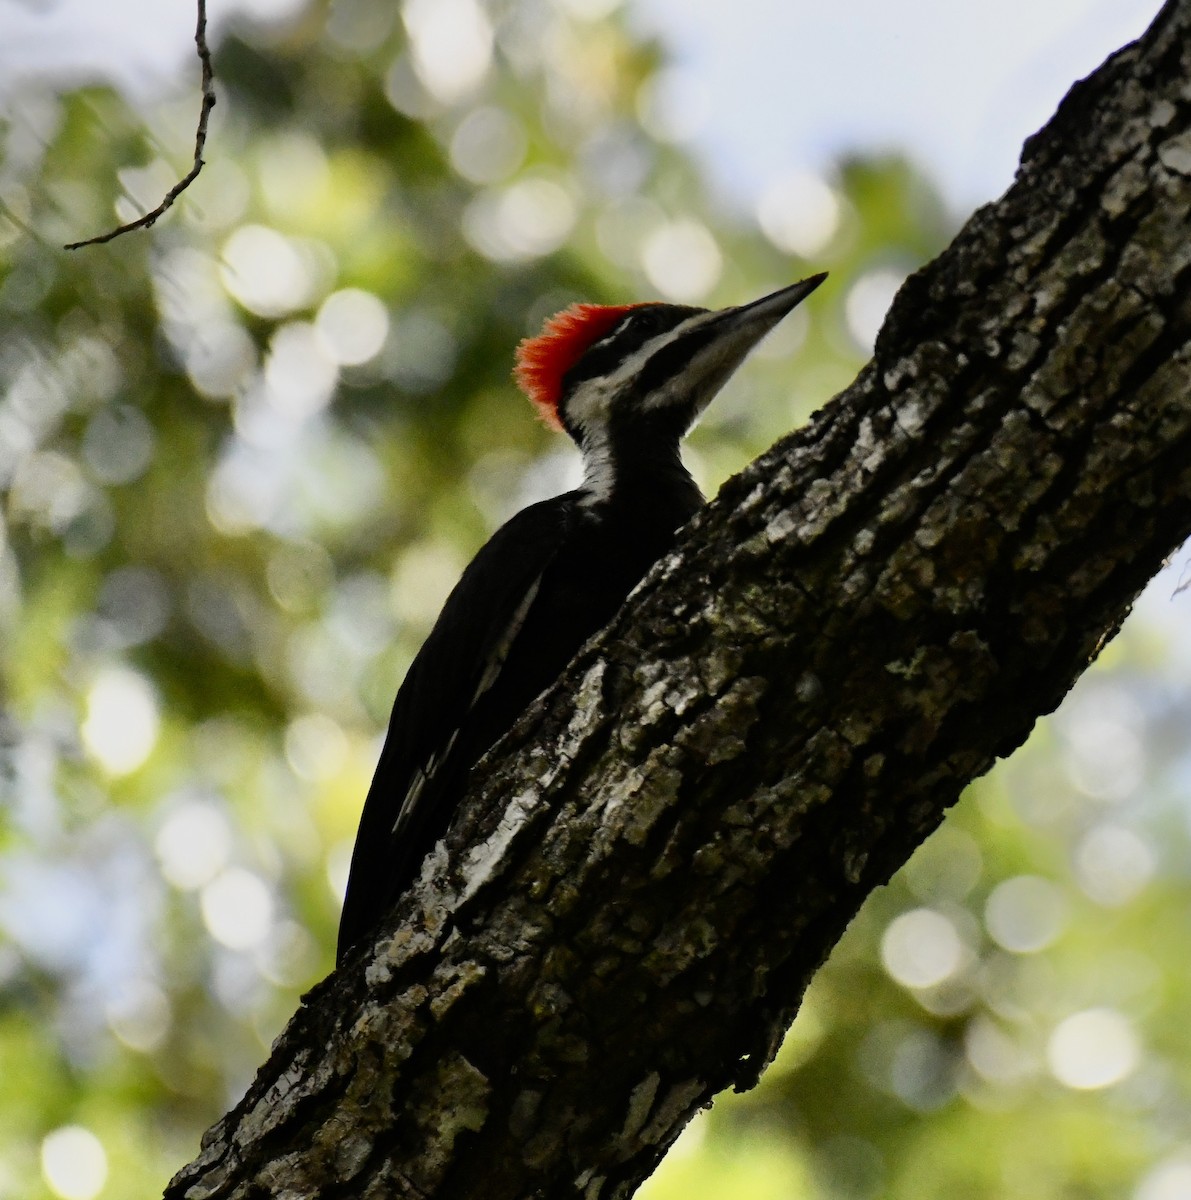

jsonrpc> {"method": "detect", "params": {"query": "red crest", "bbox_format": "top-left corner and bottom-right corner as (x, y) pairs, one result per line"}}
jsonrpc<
(514, 303), (642, 430)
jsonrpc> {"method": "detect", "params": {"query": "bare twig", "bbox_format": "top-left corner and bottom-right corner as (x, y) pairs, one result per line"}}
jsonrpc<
(64, 0), (215, 250)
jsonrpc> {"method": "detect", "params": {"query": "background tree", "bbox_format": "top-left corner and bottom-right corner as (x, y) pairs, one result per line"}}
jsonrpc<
(0, 2), (1187, 1199)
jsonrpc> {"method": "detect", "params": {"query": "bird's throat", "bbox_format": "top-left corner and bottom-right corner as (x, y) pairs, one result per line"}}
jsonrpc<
(579, 425), (702, 518)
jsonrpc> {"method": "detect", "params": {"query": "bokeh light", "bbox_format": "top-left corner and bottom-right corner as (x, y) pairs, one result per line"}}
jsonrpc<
(1075, 824), (1155, 907)
(81, 668), (160, 776)
(285, 713), (350, 783)
(82, 405), (155, 485)
(1135, 1156), (1191, 1200)
(201, 867), (275, 951)
(221, 225), (324, 318)
(40, 1126), (108, 1200)
(983, 875), (1067, 954)
(105, 977), (172, 1052)
(964, 1015), (1035, 1088)
(641, 218), (722, 301)
(636, 67), (710, 144)
(844, 267), (906, 353)
(155, 800), (233, 891)
(403, 0), (493, 105)
(449, 106), (528, 184)
(1047, 1009), (1140, 1091)
(757, 171), (843, 258)
(316, 289), (390, 367)
(463, 177), (579, 262)
(880, 907), (967, 990)
(1059, 687), (1146, 802)
(264, 322), (340, 420)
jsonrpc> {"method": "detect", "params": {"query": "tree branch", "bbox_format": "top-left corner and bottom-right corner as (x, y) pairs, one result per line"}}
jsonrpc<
(165, 2), (1191, 1196)
(64, 0), (214, 251)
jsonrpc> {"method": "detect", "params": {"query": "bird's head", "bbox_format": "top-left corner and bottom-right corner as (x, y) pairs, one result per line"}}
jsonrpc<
(514, 274), (827, 449)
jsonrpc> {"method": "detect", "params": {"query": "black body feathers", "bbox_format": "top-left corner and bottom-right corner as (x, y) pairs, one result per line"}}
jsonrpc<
(336, 481), (699, 962)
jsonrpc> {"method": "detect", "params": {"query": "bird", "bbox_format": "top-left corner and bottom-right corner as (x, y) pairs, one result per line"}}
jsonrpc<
(336, 273), (827, 963)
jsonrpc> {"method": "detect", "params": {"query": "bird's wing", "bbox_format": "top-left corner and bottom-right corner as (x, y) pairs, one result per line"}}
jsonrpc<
(336, 495), (574, 960)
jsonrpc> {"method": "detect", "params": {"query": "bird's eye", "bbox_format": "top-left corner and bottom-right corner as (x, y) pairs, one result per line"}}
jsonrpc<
(627, 309), (663, 335)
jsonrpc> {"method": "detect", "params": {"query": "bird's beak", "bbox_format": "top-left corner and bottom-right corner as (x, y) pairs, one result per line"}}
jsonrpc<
(715, 272), (828, 343)
(676, 273), (828, 421)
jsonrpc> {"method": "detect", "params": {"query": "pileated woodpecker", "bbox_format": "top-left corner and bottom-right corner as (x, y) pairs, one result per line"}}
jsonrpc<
(336, 274), (826, 962)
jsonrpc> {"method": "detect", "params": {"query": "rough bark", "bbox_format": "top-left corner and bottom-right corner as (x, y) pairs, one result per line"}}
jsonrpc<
(166, 4), (1191, 1198)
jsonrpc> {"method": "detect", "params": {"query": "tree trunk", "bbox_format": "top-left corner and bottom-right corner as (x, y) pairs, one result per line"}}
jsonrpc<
(166, 3), (1191, 1197)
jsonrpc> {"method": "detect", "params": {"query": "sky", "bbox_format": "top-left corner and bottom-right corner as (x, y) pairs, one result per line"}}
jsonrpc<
(629, 0), (1160, 212)
(0, 0), (1164, 216)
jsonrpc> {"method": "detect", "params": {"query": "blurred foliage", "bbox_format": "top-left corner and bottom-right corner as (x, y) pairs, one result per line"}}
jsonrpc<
(0, 1), (1189, 1198)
